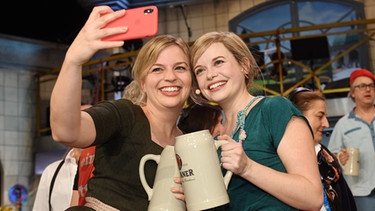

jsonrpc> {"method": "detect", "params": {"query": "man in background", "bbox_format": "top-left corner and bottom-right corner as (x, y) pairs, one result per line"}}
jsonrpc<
(328, 69), (375, 210)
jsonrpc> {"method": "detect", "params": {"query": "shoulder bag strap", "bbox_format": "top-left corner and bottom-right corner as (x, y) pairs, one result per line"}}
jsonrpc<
(49, 159), (65, 211)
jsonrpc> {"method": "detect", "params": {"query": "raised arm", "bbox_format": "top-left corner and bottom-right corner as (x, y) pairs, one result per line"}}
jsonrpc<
(50, 6), (127, 147)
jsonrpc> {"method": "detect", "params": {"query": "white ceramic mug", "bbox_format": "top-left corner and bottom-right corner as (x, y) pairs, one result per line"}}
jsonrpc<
(175, 130), (232, 211)
(139, 145), (186, 211)
(338, 147), (360, 176)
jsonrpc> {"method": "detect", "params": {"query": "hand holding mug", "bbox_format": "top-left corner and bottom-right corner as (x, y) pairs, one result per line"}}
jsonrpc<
(171, 176), (185, 201)
(175, 130), (232, 211)
(337, 148), (349, 165)
(218, 134), (251, 177)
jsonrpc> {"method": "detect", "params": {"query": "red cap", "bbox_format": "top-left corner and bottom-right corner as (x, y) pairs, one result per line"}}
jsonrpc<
(349, 69), (375, 86)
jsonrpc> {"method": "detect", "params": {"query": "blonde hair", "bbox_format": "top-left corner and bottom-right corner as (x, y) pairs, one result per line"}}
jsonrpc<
(123, 35), (191, 106)
(190, 31), (260, 104)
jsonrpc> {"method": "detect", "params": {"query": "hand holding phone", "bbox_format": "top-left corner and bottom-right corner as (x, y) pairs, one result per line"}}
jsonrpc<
(102, 6), (158, 41)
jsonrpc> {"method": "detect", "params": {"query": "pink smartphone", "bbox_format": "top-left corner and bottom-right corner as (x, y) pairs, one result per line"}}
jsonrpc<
(102, 6), (158, 41)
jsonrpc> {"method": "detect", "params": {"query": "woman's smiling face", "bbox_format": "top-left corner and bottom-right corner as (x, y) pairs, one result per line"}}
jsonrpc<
(193, 43), (245, 103)
(142, 45), (192, 109)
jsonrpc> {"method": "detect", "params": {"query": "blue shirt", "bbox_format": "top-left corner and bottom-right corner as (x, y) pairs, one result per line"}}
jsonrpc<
(328, 108), (375, 196)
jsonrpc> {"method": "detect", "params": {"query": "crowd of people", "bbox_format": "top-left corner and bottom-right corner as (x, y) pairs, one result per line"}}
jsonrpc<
(32, 5), (375, 211)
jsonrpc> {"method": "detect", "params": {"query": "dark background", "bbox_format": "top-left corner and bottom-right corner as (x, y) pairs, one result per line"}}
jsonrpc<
(0, 0), (90, 44)
(0, 0), (201, 45)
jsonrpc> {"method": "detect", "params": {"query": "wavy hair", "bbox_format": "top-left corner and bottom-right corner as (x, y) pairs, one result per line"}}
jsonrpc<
(123, 35), (191, 106)
(190, 31), (260, 105)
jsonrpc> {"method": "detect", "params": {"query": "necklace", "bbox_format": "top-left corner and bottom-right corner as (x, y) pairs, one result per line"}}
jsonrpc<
(230, 96), (262, 143)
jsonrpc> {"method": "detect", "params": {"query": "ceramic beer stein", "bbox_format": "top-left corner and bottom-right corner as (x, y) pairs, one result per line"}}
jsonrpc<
(175, 129), (232, 211)
(139, 145), (186, 211)
(338, 147), (360, 176)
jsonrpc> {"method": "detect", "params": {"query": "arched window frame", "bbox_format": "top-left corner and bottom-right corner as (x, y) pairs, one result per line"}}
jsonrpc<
(229, 0), (368, 98)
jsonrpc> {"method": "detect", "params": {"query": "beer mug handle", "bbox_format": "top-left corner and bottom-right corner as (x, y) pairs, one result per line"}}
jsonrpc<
(139, 154), (160, 200)
(215, 140), (233, 189)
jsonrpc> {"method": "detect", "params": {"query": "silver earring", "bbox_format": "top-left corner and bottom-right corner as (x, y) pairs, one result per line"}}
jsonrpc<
(195, 89), (201, 95)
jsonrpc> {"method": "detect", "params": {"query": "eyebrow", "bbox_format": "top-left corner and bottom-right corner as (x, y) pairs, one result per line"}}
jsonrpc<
(212, 56), (225, 61)
(317, 111), (326, 116)
(153, 61), (188, 67)
(194, 56), (225, 69)
(179, 61), (189, 65)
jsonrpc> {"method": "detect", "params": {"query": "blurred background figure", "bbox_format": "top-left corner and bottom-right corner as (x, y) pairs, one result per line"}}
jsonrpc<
(178, 102), (224, 137)
(75, 105), (95, 206)
(270, 51), (288, 80)
(33, 147), (82, 211)
(328, 69), (375, 211)
(77, 146), (96, 206)
(288, 87), (357, 211)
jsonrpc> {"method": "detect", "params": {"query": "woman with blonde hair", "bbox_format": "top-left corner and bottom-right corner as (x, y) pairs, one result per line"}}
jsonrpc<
(50, 6), (191, 210)
(189, 31), (323, 210)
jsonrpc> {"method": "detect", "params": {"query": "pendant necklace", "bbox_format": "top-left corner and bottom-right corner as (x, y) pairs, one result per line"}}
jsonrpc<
(230, 96), (262, 143)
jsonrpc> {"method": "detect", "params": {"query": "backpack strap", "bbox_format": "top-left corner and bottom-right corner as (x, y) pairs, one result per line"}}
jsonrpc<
(49, 159), (65, 211)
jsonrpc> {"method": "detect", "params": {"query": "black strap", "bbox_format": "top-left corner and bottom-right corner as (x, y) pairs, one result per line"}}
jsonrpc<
(49, 159), (65, 211)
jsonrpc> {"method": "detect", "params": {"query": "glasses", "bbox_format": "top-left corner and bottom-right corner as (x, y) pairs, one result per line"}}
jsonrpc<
(353, 83), (375, 90)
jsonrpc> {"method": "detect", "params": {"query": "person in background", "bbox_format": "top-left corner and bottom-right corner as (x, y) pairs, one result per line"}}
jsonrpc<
(33, 147), (82, 211)
(189, 31), (323, 210)
(72, 105), (95, 206)
(49, 6), (191, 210)
(328, 69), (375, 211)
(288, 87), (357, 211)
(270, 51), (287, 80)
(178, 102), (224, 137)
(77, 146), (96, 206)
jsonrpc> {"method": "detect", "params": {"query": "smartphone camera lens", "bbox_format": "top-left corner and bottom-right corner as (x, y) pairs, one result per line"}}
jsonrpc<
(144, 9), (154, 15)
